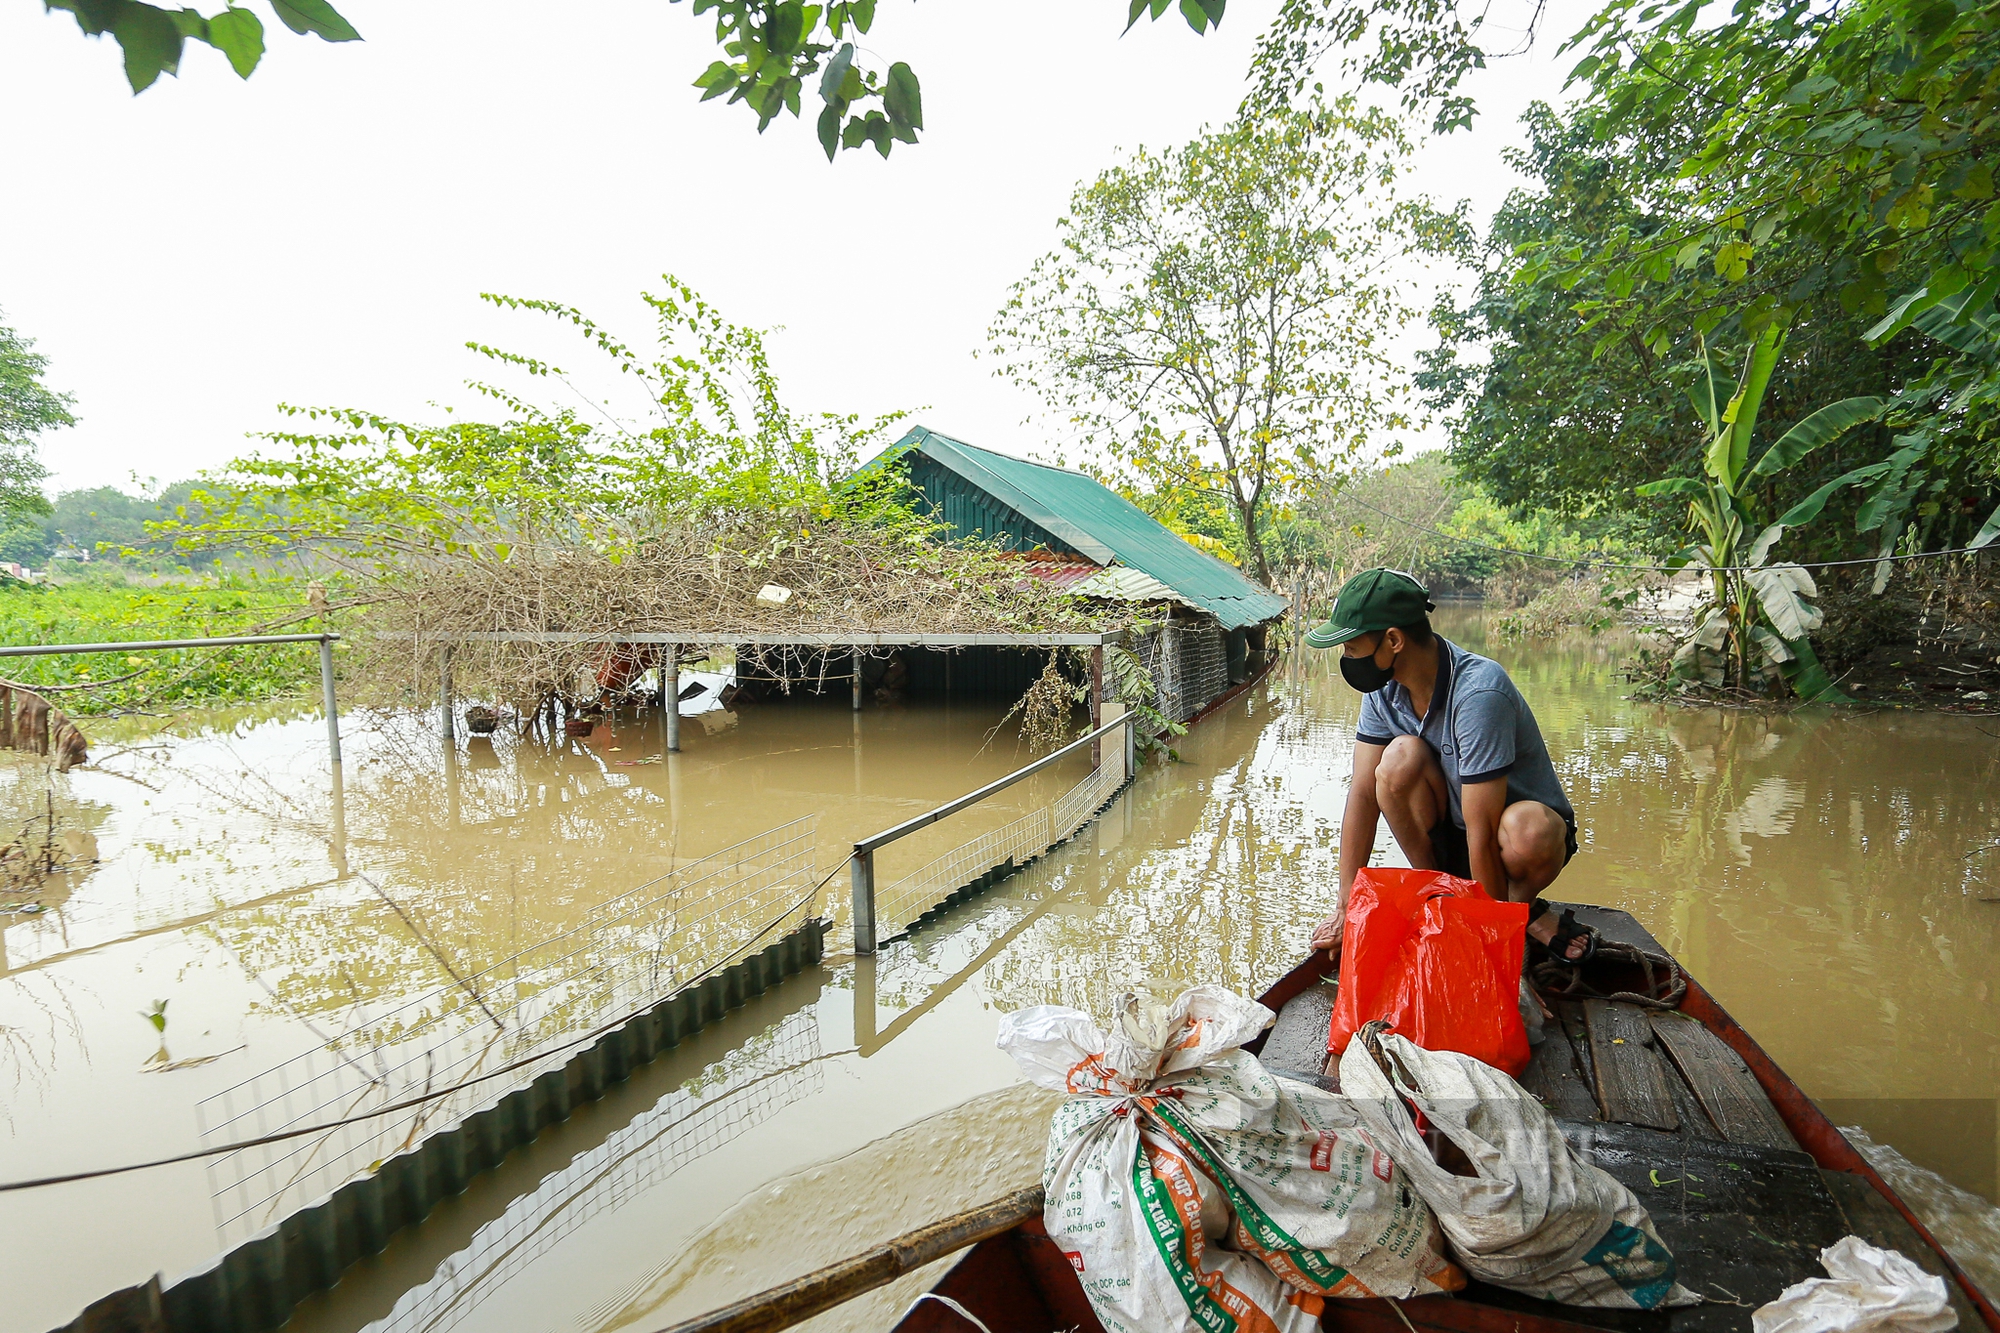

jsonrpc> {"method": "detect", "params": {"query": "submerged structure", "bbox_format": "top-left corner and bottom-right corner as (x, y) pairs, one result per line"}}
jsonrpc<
(859, 426), (1289, 721)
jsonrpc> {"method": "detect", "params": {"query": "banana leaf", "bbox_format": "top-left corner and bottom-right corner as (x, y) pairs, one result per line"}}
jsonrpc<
(1777, 635), (1848, 704)
(1747, 396), (1883, 479)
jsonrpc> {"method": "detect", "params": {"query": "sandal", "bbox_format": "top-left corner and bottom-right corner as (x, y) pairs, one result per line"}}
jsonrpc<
(1528, 898), (1598, 966)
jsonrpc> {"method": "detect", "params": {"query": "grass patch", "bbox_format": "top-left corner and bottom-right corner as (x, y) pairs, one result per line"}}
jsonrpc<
(0, 571), (327, 714)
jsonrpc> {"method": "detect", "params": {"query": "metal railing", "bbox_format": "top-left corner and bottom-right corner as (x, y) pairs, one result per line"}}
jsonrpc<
(0, 631), (344, 764)
(850, 708), (1137, 953)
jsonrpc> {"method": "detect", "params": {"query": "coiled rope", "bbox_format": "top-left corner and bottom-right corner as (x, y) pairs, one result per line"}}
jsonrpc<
(1532, 939), (1687, 1010)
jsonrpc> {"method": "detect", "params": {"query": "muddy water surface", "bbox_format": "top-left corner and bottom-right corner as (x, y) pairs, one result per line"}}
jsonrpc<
(3, 610), (1997, 1332)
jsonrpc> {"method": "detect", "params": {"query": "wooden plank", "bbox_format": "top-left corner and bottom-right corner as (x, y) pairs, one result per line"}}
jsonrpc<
(1660, 1047), (1727, 1141)
(1821, 1170), (1983, 1333)
(1260, 983), (1337, 1081)
(1650, 1012), (1798, 1151)
(1517, 1021), (1599, 1123)
(1582, 998), (1678, 1131)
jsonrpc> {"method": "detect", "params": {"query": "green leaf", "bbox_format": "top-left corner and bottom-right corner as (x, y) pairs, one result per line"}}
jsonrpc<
(1749, 624), (1794, 664)
(1773, 462), (1891, 527)
(1747, 522), (1784, 565)
(818, 40), (854, 106)
(848, 0), (874, 31)
(694, 60), (738, 101)
(269, 0), (358, 41)
(816, 103), (841, 160)
(1862, 281), (1946, 343)
(883, 60), (921, 133)
(1747, 396), (1882, 479)
(1906, 277), (2000, 351)
(1971, 502), (2000, 551)
(169, 7), (207, 39)
(113, 2), (186, 92)
(1778, 635), (1847, 703)
(1178, 0), (1226, 32)
(206, 5), (264, 77)
(1725, 325), (1784, 490)
(1686, 344), (1736, 436)
(1634, 477), (1705, 499)
(768, 1), (805, 56)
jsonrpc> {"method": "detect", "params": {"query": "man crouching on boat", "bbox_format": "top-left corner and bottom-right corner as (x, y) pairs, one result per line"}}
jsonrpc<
(1305, 567), (1594, 964)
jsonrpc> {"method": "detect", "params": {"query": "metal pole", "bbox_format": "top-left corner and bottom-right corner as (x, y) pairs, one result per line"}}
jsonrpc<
(851, 646), (862, 711)
(666, 657), (681, 753)
(853, 949), (879, 1052)
(852, 847), (876, 955)
(328, 762), (348, 877)
(1124, 707), (1136, 781)
(1090, 646), (1104, 771)
(439, 646), (455, 745)
(0, 631), (343, 658)
(319, 637), (341, 766)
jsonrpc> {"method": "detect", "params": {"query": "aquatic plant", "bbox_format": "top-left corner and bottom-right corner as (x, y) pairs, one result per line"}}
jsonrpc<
(1637, 326), (1883, 700)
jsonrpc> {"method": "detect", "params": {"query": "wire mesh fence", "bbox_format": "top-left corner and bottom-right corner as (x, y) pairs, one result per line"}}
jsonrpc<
(370, 1005), (825, 1333)
(198, 817), (820, 1245)
(872, 732), (1131, 941)
(876, 807), (1051, 937)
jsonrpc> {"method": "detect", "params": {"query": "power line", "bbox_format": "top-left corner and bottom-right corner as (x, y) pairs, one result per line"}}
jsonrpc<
(1325, 489), (1995, 576)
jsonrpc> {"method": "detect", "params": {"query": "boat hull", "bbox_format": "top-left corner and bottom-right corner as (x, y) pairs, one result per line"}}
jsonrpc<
(895, 904), (1999, 1333)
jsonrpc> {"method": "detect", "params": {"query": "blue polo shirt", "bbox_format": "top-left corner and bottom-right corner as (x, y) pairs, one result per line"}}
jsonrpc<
(1355, 637), (1574, 831)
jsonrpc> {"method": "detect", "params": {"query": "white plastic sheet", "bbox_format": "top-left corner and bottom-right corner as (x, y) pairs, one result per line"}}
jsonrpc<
(998, 985), (1460, 1333)
(1753, 1236), (1959, 1333)
(1339, 1022), (1698, 1309)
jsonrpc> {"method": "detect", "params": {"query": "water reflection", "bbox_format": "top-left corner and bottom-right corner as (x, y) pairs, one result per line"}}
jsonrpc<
(367, 1003), (827, 1333)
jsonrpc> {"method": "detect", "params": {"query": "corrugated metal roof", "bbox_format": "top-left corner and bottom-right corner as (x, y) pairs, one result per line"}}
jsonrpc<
(1072, 564), (1196, 608)
(866, 427), (1289, 630)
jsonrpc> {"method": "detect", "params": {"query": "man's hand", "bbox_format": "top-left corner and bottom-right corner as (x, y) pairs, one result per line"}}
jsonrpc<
(1309, 913), (1344, 955)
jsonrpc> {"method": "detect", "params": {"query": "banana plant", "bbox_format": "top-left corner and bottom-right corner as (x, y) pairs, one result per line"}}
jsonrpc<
(1636, 325), (1884, 701)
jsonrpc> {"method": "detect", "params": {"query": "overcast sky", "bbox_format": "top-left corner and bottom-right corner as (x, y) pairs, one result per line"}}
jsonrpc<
(1, 0), (1586, 496)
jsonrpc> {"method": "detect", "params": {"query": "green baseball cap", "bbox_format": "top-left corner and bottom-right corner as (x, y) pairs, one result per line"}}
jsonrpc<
(1304, 568), (1436, 648)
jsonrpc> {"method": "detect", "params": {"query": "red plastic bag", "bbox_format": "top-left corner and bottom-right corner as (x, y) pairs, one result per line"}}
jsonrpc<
(1326, 867), (1532, 1077)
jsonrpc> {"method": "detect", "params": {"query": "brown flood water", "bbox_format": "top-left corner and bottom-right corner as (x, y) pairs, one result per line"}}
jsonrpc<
(2, 607), (1997, 1331)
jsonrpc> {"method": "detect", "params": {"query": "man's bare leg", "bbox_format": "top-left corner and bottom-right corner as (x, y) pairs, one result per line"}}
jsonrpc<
(1373, 735), (1450, 868)
(1497, 800), (1586, 960)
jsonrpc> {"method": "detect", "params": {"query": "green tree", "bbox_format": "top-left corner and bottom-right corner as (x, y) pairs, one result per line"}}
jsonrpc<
(1249, 0), (1999, 552)
(1546, 0), (1999, 553)
(157, 275), (911, 561)
(1419, 104), (1938, 548)
(989, 101), (1459, 586)
(0, 310), (74, 555)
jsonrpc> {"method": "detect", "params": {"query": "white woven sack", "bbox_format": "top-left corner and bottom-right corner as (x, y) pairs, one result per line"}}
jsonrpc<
(1339, 1023), (1698, 1309)
(1000, 986), (1458, 1333)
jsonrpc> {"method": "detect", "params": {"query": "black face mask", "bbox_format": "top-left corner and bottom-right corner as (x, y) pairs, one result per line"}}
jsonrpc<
(1339, 645), (1397, 693)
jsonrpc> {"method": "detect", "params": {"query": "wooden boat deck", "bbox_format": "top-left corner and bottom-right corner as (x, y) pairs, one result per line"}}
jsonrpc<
(896, 902), (1993, 1333)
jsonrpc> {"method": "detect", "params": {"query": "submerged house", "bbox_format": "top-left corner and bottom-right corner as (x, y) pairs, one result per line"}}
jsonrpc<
(857, 427), (1290, 722)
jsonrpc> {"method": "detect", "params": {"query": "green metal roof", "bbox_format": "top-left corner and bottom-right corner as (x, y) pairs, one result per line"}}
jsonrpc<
(864, 427), (1290, 630)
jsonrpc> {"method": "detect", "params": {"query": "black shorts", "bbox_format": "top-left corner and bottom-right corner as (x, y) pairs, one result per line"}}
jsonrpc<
(1429, 814), (1577, 880)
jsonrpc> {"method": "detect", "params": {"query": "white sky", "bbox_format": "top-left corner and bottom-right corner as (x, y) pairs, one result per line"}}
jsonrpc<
(0, 0), (1588, 496)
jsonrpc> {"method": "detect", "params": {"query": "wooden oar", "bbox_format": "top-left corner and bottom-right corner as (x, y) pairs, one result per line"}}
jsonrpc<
(650, 1185), (1046, 1333)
